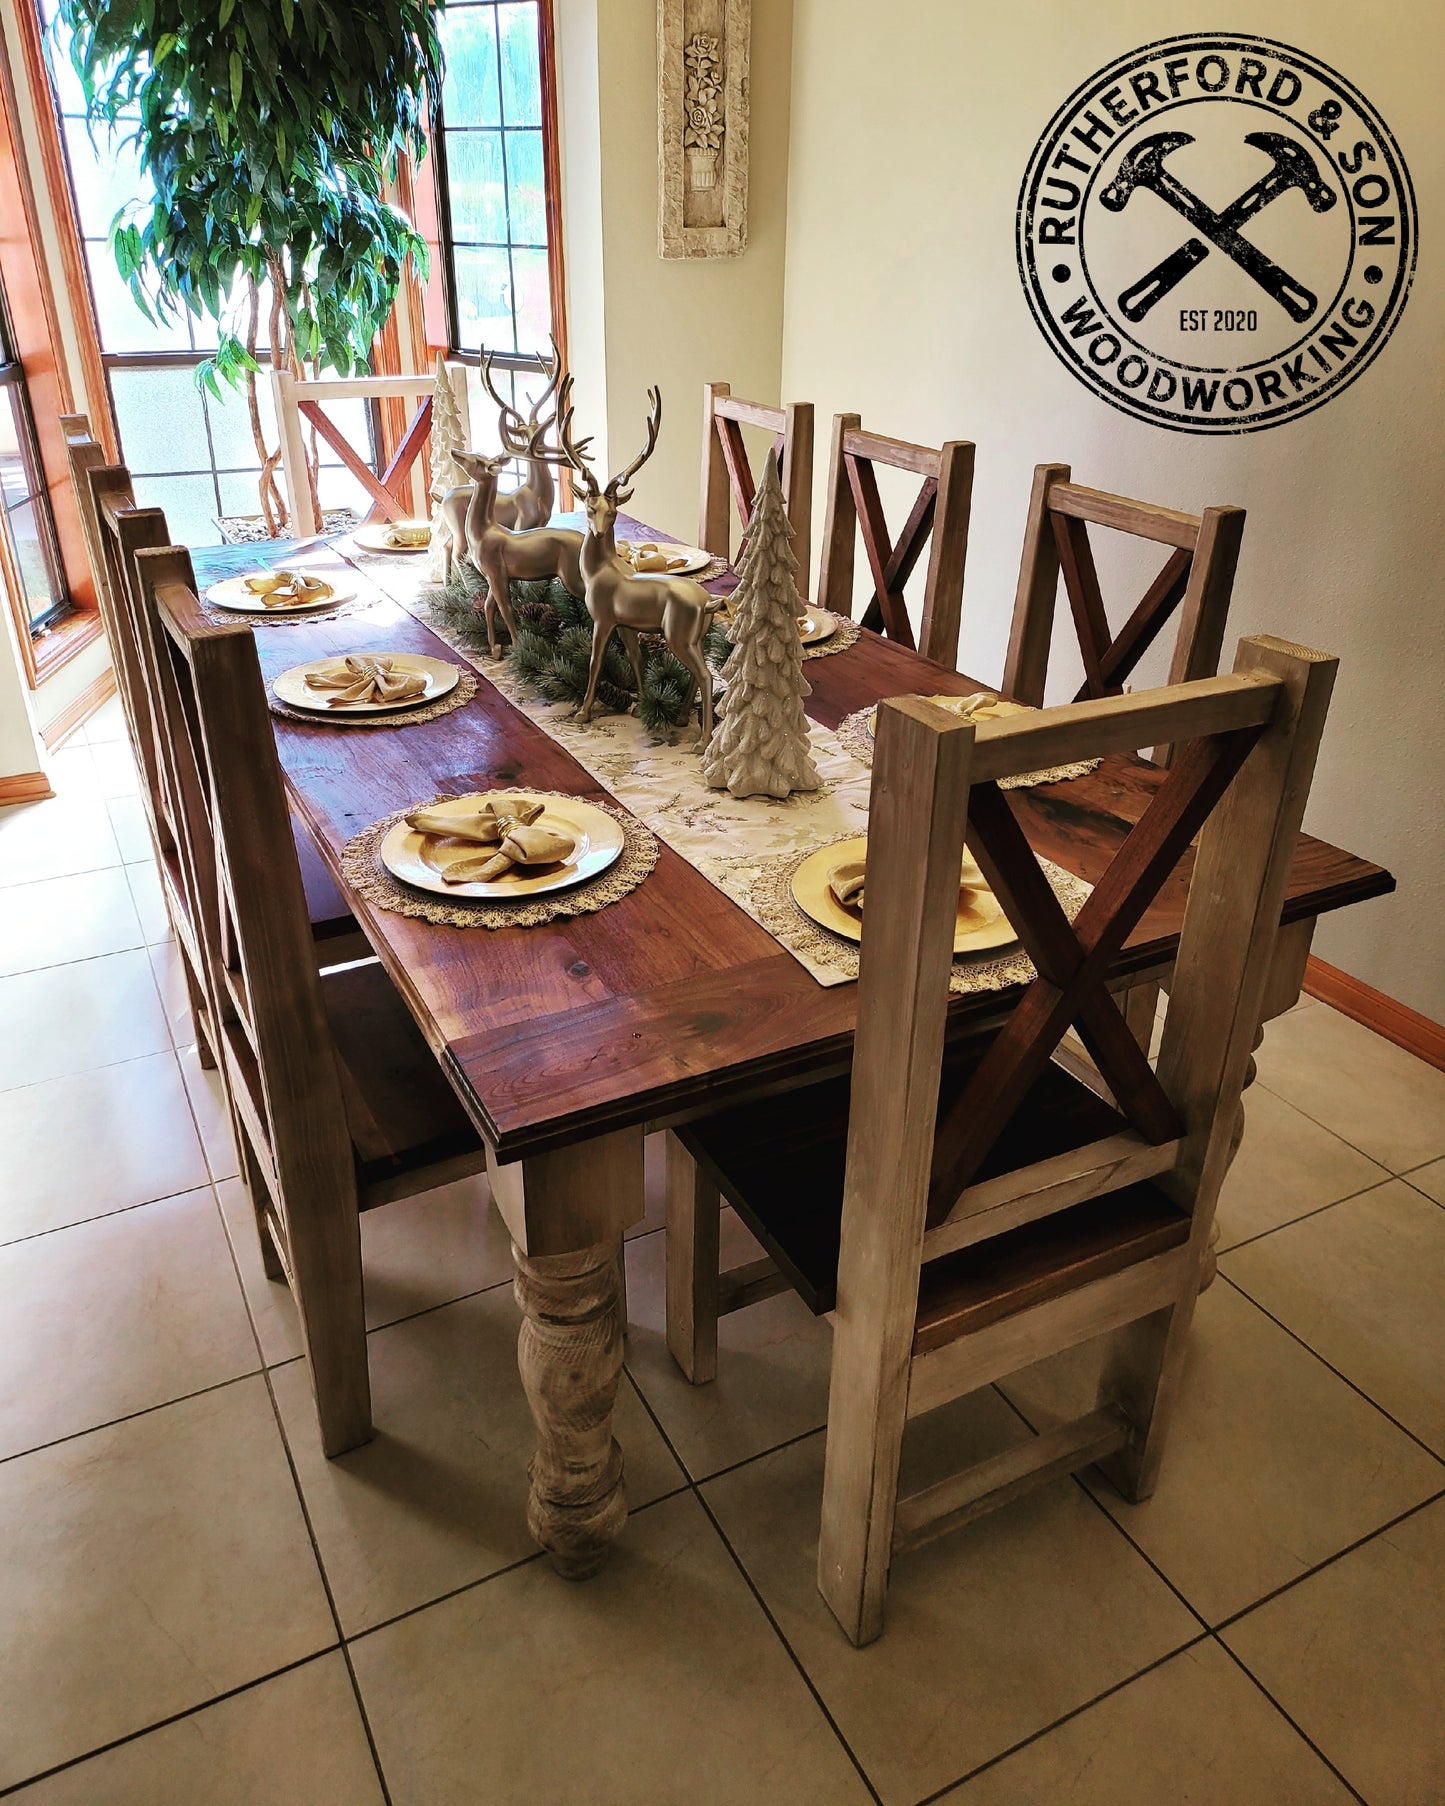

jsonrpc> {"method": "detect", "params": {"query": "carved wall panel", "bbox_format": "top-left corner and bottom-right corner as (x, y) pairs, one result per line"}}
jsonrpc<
(657, 0), (750, 259)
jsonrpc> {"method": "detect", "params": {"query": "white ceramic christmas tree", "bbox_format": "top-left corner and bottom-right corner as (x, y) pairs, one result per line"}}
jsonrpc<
(702, 452), (821, 800)
(427, 355), (470, 579)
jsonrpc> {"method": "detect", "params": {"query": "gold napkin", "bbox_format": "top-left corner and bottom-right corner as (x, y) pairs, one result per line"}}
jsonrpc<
(244, 569), (331, 608)
(304, 656), (428, 708)
(827, 854), (981, 914)
(618, 539), (687, 573)
(438, 821), (577, 885)
(404, 798), (544, 844)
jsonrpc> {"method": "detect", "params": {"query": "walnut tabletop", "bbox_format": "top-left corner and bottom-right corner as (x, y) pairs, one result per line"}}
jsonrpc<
(191, 530), (1393, 1164)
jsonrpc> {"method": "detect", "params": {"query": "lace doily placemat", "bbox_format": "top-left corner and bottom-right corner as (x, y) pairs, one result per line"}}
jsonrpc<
(835, 706), (1101, 791)
(340, 791), (658, 928)
(268, 668), (478, 728)
(200, 593), (385, 630)
(729, 833), (1092, 992)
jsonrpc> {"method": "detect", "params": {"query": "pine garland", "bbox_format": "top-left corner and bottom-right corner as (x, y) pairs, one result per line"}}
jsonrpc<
(421, 568), (728, 733)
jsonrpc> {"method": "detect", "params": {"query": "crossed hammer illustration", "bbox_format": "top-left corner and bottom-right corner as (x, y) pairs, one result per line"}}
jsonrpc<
(1099, 130), (1337, 323)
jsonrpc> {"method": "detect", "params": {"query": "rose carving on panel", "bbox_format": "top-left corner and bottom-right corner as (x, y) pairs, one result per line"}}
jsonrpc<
(683, 32), (724, 187)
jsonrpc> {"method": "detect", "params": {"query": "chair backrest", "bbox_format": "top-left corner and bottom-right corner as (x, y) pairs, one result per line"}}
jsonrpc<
(700, 383), (815, 593)
(1003, 464), (1246, 720)
(62, 418), (161, 814)
(271, 365), (471, 537)
(845, 637), (1335, 1292)
(130, 545), (356, 1223)
(817, 415), (975, 669)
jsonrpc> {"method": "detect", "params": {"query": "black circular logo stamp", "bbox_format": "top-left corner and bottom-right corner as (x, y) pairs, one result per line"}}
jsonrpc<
(1017, 34), (1417, 432)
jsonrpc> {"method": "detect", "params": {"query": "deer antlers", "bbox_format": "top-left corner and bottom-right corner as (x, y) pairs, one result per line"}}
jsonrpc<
(550, 377), (662, 502)
(480, 337), (563, 455)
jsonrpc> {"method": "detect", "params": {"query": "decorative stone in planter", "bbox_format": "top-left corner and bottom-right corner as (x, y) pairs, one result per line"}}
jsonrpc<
(217, 508), (362, 547)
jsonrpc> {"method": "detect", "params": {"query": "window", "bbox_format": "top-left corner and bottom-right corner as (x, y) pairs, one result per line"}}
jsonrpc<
(37, 2), (374, 546)
(0, 279), (70, 638)
(432, 1), (563, 436)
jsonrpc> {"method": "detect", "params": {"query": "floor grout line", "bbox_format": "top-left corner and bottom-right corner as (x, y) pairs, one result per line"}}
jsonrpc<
(0, 1175), (218, 1252)
(1216, 1273), (1445, 1467)
(909, 1631), (1214, 1806)
(1214, 1171), (1404, 1259)
(1210, 1637), (1371, 1806)
(621, 1368), (886, 1806)
(0, 1649), (344, 1801)
(1210, 1485), (1445, 1637)
(0, 1368), (263, 1471)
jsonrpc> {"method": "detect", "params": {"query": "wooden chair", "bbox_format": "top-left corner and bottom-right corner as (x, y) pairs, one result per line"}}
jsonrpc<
(666, 638), (1336, 1643)
(700, 383), (815, 593)
(64, 428), (362, 980)
(130, 546), (489, 1455)
(817, 415), (974, 668)
(1003, 464), (1246, 720)
(270, 365), (472, 537)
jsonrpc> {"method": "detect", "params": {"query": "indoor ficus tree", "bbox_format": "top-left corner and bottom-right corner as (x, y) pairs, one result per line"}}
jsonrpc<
(56, 0), (445, 534)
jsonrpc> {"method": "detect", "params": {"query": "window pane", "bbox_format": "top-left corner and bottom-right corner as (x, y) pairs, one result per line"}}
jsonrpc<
(441, 6), (501, 127)
(204, 377), (269, 471)
(452, 245), (516, 352)
(85, 244), (189, 354)
(130, 472), (220, 547)
(110, 365), (211, 474)
(504, 130), (545, 245)
(316, 466), (371, 513)
(3, 500), (63, 628)
(510, 248), (551, 355)
(445, 130), (507, 243)
(0, 385), (35, 507)
(216, 469), (271, 523)
(64, 122), (148, 238)
(498, 4), (542, 125)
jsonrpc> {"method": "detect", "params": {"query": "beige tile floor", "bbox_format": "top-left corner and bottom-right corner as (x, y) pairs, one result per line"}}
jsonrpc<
(0, 697), (1441, 1803)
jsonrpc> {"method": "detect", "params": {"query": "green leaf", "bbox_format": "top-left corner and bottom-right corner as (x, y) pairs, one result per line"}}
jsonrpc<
(229, 51), (243, 108)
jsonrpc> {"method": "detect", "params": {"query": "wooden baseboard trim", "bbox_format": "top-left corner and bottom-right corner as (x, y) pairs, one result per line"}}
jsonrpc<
(40, 665), (116, 750)
(1304, 956), (1445, 1073)
(0, 770), (54, 804)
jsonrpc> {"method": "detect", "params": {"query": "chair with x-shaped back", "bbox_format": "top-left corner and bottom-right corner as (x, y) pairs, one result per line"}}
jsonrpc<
(817, 414), (975, 668)
(699, 382), (815, 593)
(130, 546), (489, 1455)
(1003, 463), (1247, 751)
(665, 636), (1336, 1642)
(271, 364), (471, 537)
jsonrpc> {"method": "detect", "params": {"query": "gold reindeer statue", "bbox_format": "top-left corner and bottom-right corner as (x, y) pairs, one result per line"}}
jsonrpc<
(479, 343), (562, 530)
(551, 380), (723, 743)
(453, 426), (586, 657)
(434, 345), (562, 582)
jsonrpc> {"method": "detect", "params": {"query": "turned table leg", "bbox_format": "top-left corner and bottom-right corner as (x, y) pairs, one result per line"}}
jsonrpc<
(513, 1239), (627, 1578)
(487, 1127), (645, 1579)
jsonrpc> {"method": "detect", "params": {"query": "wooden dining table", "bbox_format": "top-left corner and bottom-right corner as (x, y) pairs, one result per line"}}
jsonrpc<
(191, 519), (1394, 1580)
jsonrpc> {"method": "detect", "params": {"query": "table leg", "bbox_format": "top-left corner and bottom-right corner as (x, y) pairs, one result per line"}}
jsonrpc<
(487, 1127), (645, 1580)
(513, 1238), (627, 1578)
(1199, 917), (1316, 1291)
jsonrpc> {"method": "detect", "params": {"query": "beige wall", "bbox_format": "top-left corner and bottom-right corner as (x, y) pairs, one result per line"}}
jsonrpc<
(780, 0), (1444, 1019)
(556, 0), (794, 536)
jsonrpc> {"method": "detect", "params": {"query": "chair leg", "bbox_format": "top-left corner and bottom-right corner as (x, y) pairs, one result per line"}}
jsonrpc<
(664, 1133), (720, 1384)
(240, 1139), (288, 1283)
(179, 951), (219, 1069)
(817, 1320), (913, 1647)
(1095, 1294), (1196, 1502)
(284, 1173), (371, 1457)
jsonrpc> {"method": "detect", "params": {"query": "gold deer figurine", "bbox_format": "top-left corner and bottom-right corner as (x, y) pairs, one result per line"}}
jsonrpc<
(434, 344), (563, 584)
(550, 379), (723, 743)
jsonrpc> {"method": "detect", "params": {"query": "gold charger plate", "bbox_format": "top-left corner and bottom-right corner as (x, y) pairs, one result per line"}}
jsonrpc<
(352, 521), (432, 554)
(206, 572), (353, 614)
(799, 608), (839, 645)
(272, 653), (458, 716)
(617, 539), (712, 576)
(791, 834), (1017, 956)
(378, 792), (626, 900)
(866, 692), (1029, 736)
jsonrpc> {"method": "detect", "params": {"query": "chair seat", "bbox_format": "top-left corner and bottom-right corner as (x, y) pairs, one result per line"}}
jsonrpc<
(678, 1048), (1188, 1332)
(321, 961), (484, 1195)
